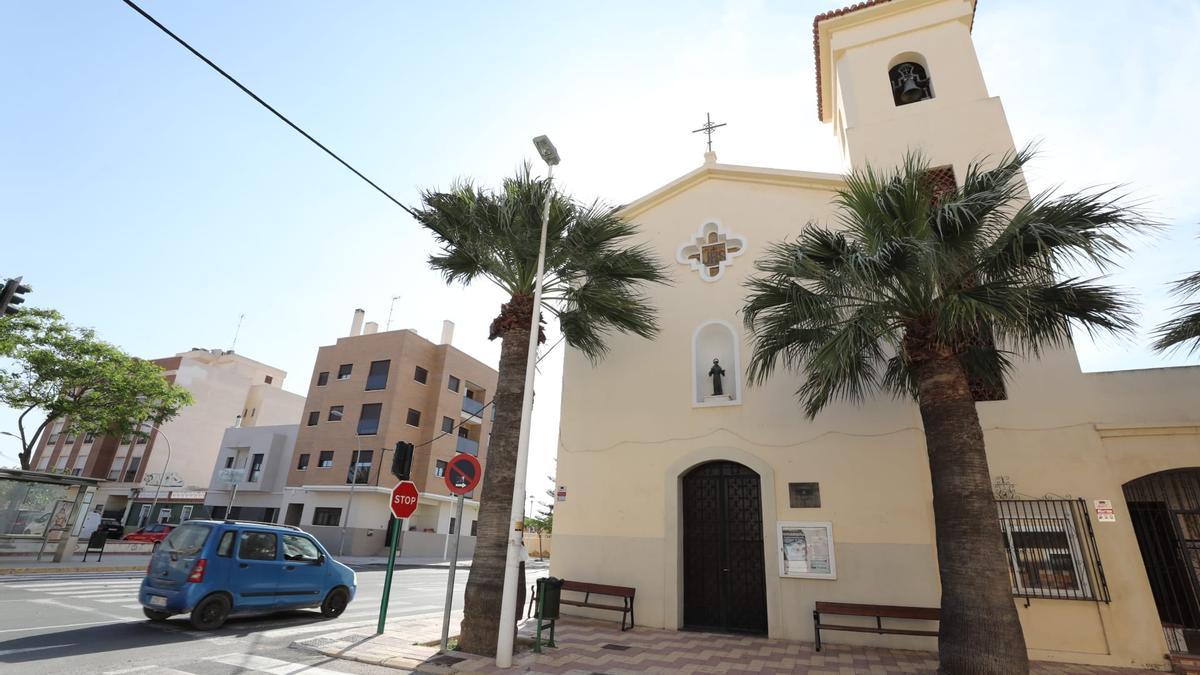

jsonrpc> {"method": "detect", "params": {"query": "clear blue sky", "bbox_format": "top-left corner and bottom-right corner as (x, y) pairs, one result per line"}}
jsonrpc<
(2, 1), (1198, 499)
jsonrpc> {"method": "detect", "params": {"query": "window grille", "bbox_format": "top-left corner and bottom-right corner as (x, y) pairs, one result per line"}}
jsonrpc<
(996, 499), (1109, 602)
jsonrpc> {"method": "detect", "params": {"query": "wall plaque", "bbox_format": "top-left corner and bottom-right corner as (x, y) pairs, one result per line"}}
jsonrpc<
(789, 482), (820, 508)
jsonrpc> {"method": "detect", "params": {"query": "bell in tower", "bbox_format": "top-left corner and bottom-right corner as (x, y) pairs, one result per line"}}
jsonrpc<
(889, 62), (933, 106)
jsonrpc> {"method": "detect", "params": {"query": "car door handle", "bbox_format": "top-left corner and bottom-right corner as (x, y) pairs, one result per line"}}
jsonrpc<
(239, 563), (249, 568)
(284, 565), (295, 570)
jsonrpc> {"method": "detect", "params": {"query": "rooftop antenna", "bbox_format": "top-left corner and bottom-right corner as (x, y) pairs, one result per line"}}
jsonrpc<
(386, 295), (402, 331)
(230, 313), (245, 352)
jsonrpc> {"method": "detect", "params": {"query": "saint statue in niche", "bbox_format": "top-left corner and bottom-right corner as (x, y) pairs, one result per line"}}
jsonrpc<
(708, 358), (726, 397)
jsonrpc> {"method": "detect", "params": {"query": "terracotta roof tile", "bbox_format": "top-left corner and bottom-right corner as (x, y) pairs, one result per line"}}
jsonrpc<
(812, 0), (977, 121)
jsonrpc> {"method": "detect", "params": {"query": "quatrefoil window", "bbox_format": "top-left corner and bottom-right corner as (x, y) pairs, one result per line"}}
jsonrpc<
(676, 220), (745, 282)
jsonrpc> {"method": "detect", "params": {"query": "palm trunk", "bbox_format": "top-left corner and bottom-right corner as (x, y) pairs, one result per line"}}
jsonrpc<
(912, 355), (1028, 675)
(457, 313), (532, 656)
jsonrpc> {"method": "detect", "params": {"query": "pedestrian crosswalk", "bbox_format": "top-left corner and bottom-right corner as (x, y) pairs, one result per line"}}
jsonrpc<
(7, 577), (144, 609)
(101, 652), (354, 674)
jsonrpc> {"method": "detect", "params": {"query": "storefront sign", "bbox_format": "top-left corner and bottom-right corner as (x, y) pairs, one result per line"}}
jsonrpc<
(1094, 499), (1116, 522)
(778, 521), (836, 579)
(788, 482), (821, 508)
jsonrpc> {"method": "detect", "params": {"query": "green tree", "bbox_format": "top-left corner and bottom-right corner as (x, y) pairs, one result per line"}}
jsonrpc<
(741, 149), (1149, 674)
(1152, 268), (1200, 354)
(0, 308), (194, 470)
(410, 165), (667, 656)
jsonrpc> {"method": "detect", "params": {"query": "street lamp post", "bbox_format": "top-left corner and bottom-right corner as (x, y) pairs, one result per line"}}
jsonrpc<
(145, 425), (174, 526)
(496, 134), (559, 668)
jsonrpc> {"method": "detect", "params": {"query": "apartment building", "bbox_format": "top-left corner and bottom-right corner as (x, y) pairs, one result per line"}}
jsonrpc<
(282, 312), (498, 557)
(202, 424), (299, 524)
(29, 348), (305, 527)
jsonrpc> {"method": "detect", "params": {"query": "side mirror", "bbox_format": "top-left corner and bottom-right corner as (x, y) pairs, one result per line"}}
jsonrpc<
(316, 554), (325, 565)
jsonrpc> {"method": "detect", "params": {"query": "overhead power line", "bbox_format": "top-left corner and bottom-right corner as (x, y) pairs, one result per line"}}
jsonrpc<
(121, 0), (415, 216)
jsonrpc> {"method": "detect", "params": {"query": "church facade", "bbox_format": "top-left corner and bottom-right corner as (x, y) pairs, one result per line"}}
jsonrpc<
(551, 0), (1200, 669)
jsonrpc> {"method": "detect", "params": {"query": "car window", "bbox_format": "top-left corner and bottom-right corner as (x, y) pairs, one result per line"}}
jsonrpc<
(216, 530), (236, 557)
(282, 535), (321, 562)
(162, 523), (211, 556)
(238, 531), (278, 561)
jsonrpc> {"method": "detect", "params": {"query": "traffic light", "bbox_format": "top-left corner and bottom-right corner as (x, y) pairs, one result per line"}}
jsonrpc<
(0, 277), (31, 316)
(391, 441), (414, 481)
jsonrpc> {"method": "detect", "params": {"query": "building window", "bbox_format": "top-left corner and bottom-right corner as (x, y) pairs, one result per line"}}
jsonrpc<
(224, 456), (234, 469)
(264, 375), (273, 384)
(346, 450), (373, 484)
(84, 433), (95, 444)
(248, 453), (264, 482)
(449, 517), (456, 535)
(136, 435), (147, 444)
(447, 375), (460, 393)
(358, 403), (383, 435)
(328, 405), (344, 422)
(239, 531), (278, 560)
(312, 507), (342, 527)
(317, 371), (329, 386)
(180, 505), (193, 522)
(442, 416), (454, 433)
(337, 364), (353, 380)
(318, 451), (334, 468)
(297, 453), (310, 471)
(435, 460), (447, 477)
(124, 456), (141, 483)
(307, 411), (319, 426)
(470, 520), (477, 536)
(366, 360), (391, 391)
(889, 60), (932, 106)
(997, 499), (1108, 601)
(406, 409), (421, 428)
(414, 366), (428, 385)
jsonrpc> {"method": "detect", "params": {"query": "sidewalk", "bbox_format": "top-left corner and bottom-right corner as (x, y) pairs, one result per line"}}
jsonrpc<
(0, 552), (150, 575)
(293, 614), (1166, 675)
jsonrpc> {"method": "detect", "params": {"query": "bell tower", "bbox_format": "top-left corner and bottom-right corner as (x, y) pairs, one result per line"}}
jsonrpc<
(814, 0), (1017, 176)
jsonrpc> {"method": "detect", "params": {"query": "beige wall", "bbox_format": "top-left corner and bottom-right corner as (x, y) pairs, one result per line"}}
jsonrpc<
(553, 0), (1200, 669)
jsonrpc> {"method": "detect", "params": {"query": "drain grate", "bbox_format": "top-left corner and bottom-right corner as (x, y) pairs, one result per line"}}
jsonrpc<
(298, 637), (337, 648)
(601, 643), (631, 651)
(428, 654), (467, 666)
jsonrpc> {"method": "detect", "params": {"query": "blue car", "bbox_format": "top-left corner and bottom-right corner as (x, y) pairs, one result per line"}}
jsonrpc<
(139, 520), (357, 630)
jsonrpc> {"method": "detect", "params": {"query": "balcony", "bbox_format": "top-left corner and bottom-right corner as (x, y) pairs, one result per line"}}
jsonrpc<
(461, 397), (485, 424)
(456, 436), (479, 456)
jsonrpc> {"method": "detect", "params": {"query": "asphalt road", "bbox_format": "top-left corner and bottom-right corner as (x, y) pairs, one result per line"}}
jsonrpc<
(0, 563), (545, 674)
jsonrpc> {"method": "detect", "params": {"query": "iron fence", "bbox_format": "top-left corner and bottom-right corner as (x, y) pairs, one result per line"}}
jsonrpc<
(996, 499), (1110, 602)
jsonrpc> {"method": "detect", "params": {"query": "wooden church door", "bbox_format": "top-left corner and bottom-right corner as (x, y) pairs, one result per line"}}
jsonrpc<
(682, 460), (768, 634)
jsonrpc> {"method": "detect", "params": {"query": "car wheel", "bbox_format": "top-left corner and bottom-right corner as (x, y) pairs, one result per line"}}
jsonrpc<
(190, 594), (231, 630)
(320, 587), (349, 618)
(143, 608), (170, 621)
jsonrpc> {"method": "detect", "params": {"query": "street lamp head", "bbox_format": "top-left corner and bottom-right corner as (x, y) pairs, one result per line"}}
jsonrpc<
(532, 135), (560, 167)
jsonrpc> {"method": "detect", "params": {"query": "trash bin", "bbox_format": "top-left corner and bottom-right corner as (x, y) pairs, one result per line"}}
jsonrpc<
(536, 576), (565, 620)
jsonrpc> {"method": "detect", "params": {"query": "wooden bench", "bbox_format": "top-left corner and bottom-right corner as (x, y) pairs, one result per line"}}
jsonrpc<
(528, 580), (635, 631)
(813, 601), (939, 651)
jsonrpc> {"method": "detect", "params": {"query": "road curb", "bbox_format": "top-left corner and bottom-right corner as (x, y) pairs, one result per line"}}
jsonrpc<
(0, 565), (144, 575)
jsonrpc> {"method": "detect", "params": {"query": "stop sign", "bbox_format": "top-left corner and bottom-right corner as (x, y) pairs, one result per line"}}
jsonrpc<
(390, 480), (419, 519)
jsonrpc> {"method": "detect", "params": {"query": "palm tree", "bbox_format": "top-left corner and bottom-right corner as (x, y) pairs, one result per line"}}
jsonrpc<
(1152, 267), (1200, 354)
(741, 148), (1150, 674)
(410, 165), (667, 656)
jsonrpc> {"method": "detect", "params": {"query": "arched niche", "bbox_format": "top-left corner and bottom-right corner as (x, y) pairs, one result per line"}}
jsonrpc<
(692, 320), (740, 406)
(887, 52), (934, 106)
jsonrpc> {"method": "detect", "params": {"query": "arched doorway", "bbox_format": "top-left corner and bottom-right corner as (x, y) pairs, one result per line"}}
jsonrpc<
(1124, 469), (1200, 653)
(681, 460), (767, 634)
